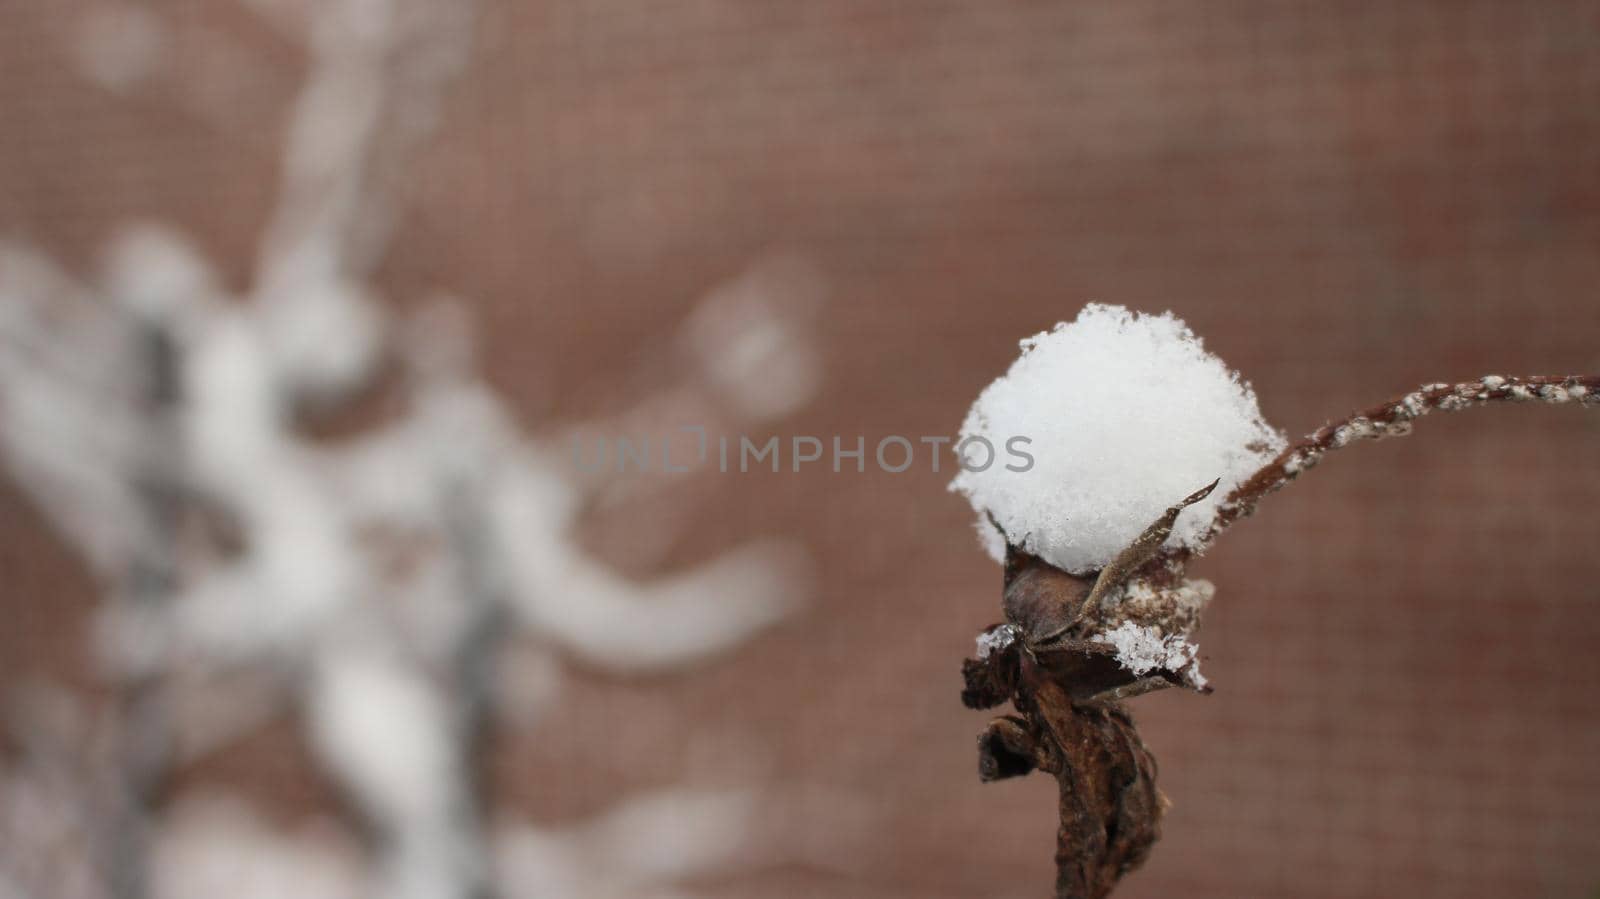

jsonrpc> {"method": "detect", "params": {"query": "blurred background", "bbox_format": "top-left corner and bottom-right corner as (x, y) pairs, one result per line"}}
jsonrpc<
(1, 1), (1598, 897)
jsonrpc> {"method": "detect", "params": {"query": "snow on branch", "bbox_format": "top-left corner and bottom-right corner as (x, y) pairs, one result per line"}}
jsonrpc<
(954, 305), (1599, 899)
(1178, 373), (1600, 562)
(0, 1), (831, 896)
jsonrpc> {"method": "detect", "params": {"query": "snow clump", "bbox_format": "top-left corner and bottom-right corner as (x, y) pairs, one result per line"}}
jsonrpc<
(950, 304), (1284, 575)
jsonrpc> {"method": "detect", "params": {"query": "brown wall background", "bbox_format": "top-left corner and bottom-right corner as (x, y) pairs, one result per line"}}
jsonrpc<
(3, 1), (1599, 896)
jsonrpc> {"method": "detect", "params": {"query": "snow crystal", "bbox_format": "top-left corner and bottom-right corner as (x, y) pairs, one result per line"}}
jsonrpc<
(1096, 621), (1196, 677)
(1331, 417), (1378, 448)
(1539, 384), (1570, 403)
(1282, 448), (1321, 475)
(950, 304), (1284, 574)
(1115, 578), (1214, 627)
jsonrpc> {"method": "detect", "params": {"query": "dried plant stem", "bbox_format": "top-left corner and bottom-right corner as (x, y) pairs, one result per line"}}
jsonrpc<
(969, 373), (1599, 899)
(441, 483), (502, 899)
(106, 325), (181, 899)
(1185, 374), (1599, 560)
(967, 633), (1161, 899)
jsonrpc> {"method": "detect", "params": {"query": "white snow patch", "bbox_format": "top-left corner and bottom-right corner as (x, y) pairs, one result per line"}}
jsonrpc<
(307, 651), (461, 834)
(680, 254), (824, 421)
(103, 224), (215, 320)
(1118, 578), (1214, 621)
(950, 304), (1283, 574)
(258, 278), (384, 402)
(1331, 417), (1378, 447)
(1282, 448), (1321, 475)
(1095, 621), (1197, 677)
(153, 797), (366, 899)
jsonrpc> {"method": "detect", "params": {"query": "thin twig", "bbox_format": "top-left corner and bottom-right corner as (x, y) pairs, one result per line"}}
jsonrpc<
(1175, 374), (1600, 563)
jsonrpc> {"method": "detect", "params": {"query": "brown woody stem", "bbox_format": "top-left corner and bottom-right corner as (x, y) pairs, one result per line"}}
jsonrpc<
(1182, 374), (1599, 561)
(969, 373), (1598, 899)
(1028, 677), (1162, 899)
(963, 633), (1163, 899)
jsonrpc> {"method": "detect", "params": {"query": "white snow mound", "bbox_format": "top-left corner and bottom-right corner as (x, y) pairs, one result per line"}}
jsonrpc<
(950, 304), (1283, 574)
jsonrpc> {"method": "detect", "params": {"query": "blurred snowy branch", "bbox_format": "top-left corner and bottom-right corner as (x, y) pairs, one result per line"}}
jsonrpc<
(0, 1), (826, 897)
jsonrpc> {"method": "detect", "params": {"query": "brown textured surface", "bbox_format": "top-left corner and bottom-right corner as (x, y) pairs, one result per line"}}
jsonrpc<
(967, 615), (1164, 899)
(4, 1), (1600, 896)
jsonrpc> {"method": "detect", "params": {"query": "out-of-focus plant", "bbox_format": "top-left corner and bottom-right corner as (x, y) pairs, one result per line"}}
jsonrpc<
(0, 2), (846, 897)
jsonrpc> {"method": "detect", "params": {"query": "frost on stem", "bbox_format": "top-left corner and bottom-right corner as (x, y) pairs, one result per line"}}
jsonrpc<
(955, 306), (1600, 899)
(1177, 373), (1600, 564)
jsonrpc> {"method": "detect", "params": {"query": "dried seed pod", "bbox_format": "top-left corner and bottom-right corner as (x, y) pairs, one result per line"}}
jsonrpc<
(1001, 548), (1094, 647)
